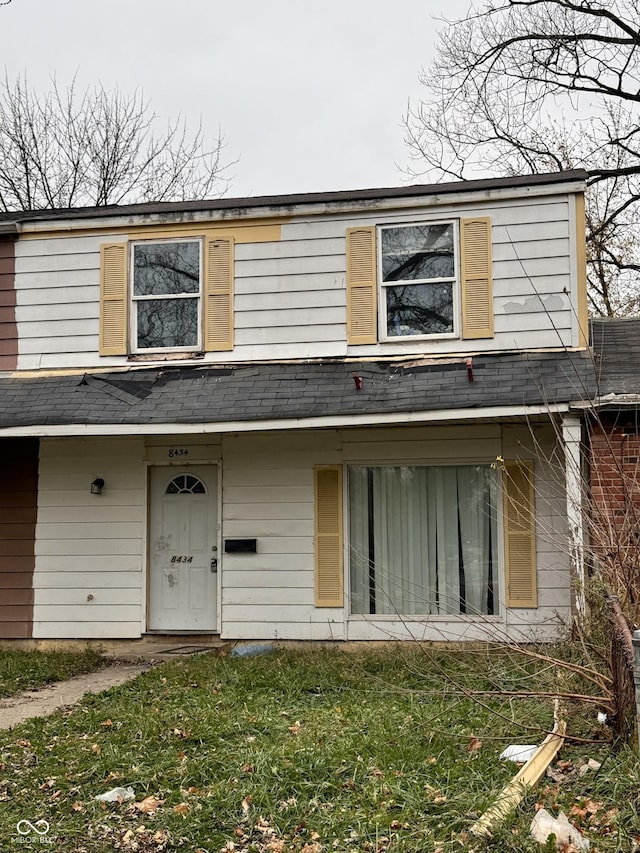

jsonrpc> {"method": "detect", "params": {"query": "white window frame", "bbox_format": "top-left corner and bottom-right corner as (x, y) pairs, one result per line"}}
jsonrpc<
(377, 220), (460, 342)
(130, 237), (203, 354)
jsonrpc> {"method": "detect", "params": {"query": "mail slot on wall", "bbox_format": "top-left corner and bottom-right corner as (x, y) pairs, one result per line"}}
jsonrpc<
(224, 538), (257, 553)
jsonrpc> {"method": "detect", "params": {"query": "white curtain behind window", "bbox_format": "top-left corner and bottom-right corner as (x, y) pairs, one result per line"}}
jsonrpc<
(457, 466), (495, 615)
(349, 465), (497, 616)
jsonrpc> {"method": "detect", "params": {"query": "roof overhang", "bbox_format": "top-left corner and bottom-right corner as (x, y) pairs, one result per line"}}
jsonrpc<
(3, 170), (589, 234)
(0, 402), (572, 438)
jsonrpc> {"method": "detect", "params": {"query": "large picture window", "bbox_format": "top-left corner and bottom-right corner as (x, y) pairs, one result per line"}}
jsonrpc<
(349, 465), (498, 616)
(132, 240), (201, 351)
(379, 223), (456, 338)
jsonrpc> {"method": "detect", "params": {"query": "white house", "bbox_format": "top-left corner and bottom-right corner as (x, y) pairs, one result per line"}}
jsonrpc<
(0, 171), (595, 643)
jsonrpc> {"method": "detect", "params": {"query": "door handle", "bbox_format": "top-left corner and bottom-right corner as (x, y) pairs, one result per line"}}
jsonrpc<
(210, 558), (218, 572)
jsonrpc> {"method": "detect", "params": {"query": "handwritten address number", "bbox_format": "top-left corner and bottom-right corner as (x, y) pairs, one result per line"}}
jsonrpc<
(168, 448), (189, 458)
(171, 556), (193, 563)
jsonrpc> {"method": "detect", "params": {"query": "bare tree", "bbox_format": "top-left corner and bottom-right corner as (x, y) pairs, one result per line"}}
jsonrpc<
(404, 0), (640, 317)
(0, 73), (232, 211)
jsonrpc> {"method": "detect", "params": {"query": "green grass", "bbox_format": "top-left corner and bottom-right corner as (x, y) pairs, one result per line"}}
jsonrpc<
(0, 647), (105, 698)
(0, 646), (636, 852)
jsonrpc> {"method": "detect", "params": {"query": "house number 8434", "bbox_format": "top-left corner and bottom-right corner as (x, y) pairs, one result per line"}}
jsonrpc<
(168, 448), (189, 458)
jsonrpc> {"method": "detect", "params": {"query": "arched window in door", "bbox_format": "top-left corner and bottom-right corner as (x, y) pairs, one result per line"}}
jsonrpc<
(165, 474), (207, 495)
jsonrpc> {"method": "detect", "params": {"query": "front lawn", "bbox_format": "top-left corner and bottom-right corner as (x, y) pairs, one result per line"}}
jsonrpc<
(0, 647), (104, 698)
(0, 646), (637, 852)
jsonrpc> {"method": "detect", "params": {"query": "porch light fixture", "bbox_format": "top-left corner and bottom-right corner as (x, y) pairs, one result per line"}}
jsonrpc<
(90, 478), (105, 495)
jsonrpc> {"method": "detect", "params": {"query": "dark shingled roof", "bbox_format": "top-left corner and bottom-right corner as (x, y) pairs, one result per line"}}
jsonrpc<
(0, 351), (596, 430)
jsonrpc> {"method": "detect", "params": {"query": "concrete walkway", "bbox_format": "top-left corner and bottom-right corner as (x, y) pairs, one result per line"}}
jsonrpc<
(99, 638), (227, 662)
(0, 638), (228, 730)
(0, 663), (150, 730)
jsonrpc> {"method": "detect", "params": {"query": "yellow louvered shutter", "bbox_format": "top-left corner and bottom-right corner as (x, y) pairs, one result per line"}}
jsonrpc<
(503, 460), (537, 608)
(99, 243), (128, 355)
(204, 236), (234, 351)
(346, 226), (377, 344)
(461, 217), (494, 339)
(314, 465), (344, 607)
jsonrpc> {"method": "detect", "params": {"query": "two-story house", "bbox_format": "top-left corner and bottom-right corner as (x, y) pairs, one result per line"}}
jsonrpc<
(0, 170), (596, 643)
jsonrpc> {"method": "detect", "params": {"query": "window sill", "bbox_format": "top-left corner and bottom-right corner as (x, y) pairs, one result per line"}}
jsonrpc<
(348, 613), (502, 622)
(128, 351), (204, 362)
(378, 332), (459, 344)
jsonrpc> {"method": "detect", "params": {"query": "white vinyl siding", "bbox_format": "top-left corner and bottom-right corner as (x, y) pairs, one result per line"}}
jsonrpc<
(13, 194), (578, 370)
(15, 236), (123, 369)
(220, 430), (345, 640)
(26, 423), (571, 642)
(32, 437), (146, 639)
(218, 424), (570, 642)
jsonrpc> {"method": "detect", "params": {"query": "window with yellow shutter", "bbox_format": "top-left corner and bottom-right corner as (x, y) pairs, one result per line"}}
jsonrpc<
(346, 217), (494, 344)
(100, 236), (234, 356)
(347, 460), (539, 617)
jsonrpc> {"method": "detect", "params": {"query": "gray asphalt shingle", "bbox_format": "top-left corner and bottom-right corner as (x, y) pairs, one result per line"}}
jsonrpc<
(0, 351), (596, 429)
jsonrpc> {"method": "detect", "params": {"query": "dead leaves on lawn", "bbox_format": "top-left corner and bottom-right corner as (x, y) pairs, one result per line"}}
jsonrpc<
(466, 735), (483, 755)
(89, 794), (179, 851)
(93, 824), (172, 852)
(130, 795), (165, 815)
(222, 818), (324, 853)
(424, 783), (448, 805)
(536, 771), (622, 847)
(567, 798), (620, 838)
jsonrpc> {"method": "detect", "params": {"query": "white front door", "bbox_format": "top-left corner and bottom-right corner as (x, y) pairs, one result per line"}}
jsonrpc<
(148, 465), (218, 631)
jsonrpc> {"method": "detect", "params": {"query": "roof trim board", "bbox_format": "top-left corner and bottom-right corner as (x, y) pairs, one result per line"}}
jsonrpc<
(1, 171), (588, 235)
(0, 402), (572, 438)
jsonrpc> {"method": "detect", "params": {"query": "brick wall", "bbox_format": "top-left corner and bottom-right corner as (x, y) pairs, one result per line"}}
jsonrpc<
(589, 415), (640, 615)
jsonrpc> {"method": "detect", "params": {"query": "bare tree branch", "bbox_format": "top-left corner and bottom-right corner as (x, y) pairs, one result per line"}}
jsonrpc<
(0, 72), (233, 211)
(404, 0), (640, 317)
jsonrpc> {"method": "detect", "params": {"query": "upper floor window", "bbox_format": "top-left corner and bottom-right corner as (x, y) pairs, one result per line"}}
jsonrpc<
(99, 236), (234, 357)
(379, 223), (457, 339)
(132, 240), (201, 352)
(345, 217), (493, 346)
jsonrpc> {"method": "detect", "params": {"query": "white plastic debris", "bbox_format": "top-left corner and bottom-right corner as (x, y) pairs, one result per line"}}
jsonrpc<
(597, 711), (607, 725)
(578, 758), (602, 777)
(499, 744), (537, 763)
(530, 808), (590, 850)
(95, 786), (135, 803)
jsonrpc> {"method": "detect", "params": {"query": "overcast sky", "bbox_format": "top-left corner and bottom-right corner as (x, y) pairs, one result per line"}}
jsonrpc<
(2, 0), (470, 198)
